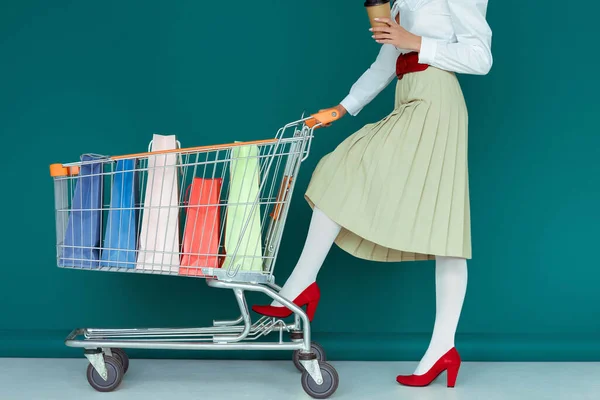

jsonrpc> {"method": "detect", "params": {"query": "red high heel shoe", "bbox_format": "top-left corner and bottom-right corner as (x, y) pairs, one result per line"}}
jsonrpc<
(396, 348), (461, 388)
(252, 282), (321, 321)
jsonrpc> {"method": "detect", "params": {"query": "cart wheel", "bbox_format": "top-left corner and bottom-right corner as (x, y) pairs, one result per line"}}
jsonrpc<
(301, 361), (339, 399)
(110, 348), (130, 373)
(86, 355), (124, 392)
(293, 342), (326, 372)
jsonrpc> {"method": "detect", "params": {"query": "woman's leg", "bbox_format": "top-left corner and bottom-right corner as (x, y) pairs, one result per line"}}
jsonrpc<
(271, 206), (341, 306)
(414, 256), (468, 375)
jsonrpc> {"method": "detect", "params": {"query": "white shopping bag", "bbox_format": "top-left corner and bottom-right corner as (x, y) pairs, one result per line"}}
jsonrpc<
(136, 134), (180, 272)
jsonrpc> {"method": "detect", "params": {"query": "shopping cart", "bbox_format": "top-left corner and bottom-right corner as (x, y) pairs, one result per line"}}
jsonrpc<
(49, 109), (342, 399)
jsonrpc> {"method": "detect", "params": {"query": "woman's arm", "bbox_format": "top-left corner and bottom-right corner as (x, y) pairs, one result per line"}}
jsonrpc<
(419, 0), (493, 75)
(340, 43), (401, 116)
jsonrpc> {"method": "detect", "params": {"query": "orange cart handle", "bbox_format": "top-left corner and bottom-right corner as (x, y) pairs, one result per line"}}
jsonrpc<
(305, 108), (343, 129)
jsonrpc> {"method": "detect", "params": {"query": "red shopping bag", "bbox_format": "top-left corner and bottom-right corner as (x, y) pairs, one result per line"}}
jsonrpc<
(180, 178), (223, 276)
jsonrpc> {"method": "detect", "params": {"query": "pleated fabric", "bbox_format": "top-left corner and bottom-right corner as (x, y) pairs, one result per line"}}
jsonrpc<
(305, 67), (471, 262)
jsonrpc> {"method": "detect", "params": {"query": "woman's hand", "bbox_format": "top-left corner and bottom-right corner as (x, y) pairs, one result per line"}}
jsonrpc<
(314, 104), (347, 127)
(371, 18), (422, 52)
(320, 104), (347, 119)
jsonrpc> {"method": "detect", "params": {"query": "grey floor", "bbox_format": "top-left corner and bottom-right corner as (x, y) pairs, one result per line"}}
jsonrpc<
(1, 359), (599, 400)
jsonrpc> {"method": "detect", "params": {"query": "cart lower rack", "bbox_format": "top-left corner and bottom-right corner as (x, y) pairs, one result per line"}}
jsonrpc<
(49, 110), (342, 399)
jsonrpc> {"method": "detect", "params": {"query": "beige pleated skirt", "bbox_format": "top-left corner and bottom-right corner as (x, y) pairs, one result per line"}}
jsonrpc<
(305, 66), (471, 262)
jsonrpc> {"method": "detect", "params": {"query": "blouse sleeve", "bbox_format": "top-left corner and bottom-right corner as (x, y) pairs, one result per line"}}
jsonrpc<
(340, 43), (401, 116)
(418, 0), (493, 75)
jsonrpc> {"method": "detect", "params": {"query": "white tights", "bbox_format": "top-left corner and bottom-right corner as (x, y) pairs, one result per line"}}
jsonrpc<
(271, 207), (341, 307)
(273, 207), (468, 375)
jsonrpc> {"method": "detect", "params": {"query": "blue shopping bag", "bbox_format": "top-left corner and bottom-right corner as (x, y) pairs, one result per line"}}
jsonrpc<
(100, 159), (139, 268)
(59, 154), (104, 268)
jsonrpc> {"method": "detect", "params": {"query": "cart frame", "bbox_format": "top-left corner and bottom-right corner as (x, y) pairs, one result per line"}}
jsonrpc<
(49, 109), (342, 398)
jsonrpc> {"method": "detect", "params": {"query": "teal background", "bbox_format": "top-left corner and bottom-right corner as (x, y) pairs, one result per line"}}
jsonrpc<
(1, 0), (598, 361)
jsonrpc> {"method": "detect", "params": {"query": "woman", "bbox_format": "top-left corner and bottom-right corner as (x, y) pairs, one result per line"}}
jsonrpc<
(254, 0), (492, 387)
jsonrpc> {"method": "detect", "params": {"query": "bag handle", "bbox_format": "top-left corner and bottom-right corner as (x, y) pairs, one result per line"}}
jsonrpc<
(183, 182), (194, 206)
(146, 138), (185, 184)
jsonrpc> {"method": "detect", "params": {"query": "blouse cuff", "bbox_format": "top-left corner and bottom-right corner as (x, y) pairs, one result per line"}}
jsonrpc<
(340, 94), (363, 116)
(418, 37), (438, 65)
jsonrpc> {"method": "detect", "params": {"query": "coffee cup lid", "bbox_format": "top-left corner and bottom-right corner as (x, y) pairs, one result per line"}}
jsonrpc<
(364, 0), (390, 6)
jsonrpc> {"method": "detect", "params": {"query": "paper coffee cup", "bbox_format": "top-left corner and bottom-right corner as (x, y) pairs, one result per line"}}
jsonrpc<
(364, 0), (391, 30)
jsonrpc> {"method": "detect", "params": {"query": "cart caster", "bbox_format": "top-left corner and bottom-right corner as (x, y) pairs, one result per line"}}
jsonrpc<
(301, 361), (339, 399)
(86, 355), (124, 392)
(110, 348), (130, 373)
(293, 342), (326, 372)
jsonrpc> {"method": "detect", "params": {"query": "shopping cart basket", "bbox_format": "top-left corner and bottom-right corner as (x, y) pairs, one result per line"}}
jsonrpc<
(49, 109), (342, 399)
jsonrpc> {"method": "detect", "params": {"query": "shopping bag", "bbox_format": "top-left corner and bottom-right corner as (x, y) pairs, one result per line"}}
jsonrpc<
(222, 145), (263, 272)
(180, 178), (223, 276)
(136, 134), (181, 272)
(59, 154), (104, 268)
(99, 159), (139, 268)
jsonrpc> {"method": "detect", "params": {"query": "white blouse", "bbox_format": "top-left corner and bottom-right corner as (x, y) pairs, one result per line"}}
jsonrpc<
(340, 0), (493, 116)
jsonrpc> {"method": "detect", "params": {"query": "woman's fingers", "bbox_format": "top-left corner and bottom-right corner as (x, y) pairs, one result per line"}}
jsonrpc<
(373, 33), (393, 40)
(370, 26), (391, 33)
(371, 25), (393, 40)
(374, 17), (395, 26)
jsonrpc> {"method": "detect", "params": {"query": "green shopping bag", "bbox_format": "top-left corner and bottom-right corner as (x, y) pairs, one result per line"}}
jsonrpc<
(223, 144), (263, 272)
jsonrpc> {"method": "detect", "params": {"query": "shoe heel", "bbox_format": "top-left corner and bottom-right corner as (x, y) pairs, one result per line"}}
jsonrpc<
(305, 299), (320, 322)
(447, 364), (460, 388)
